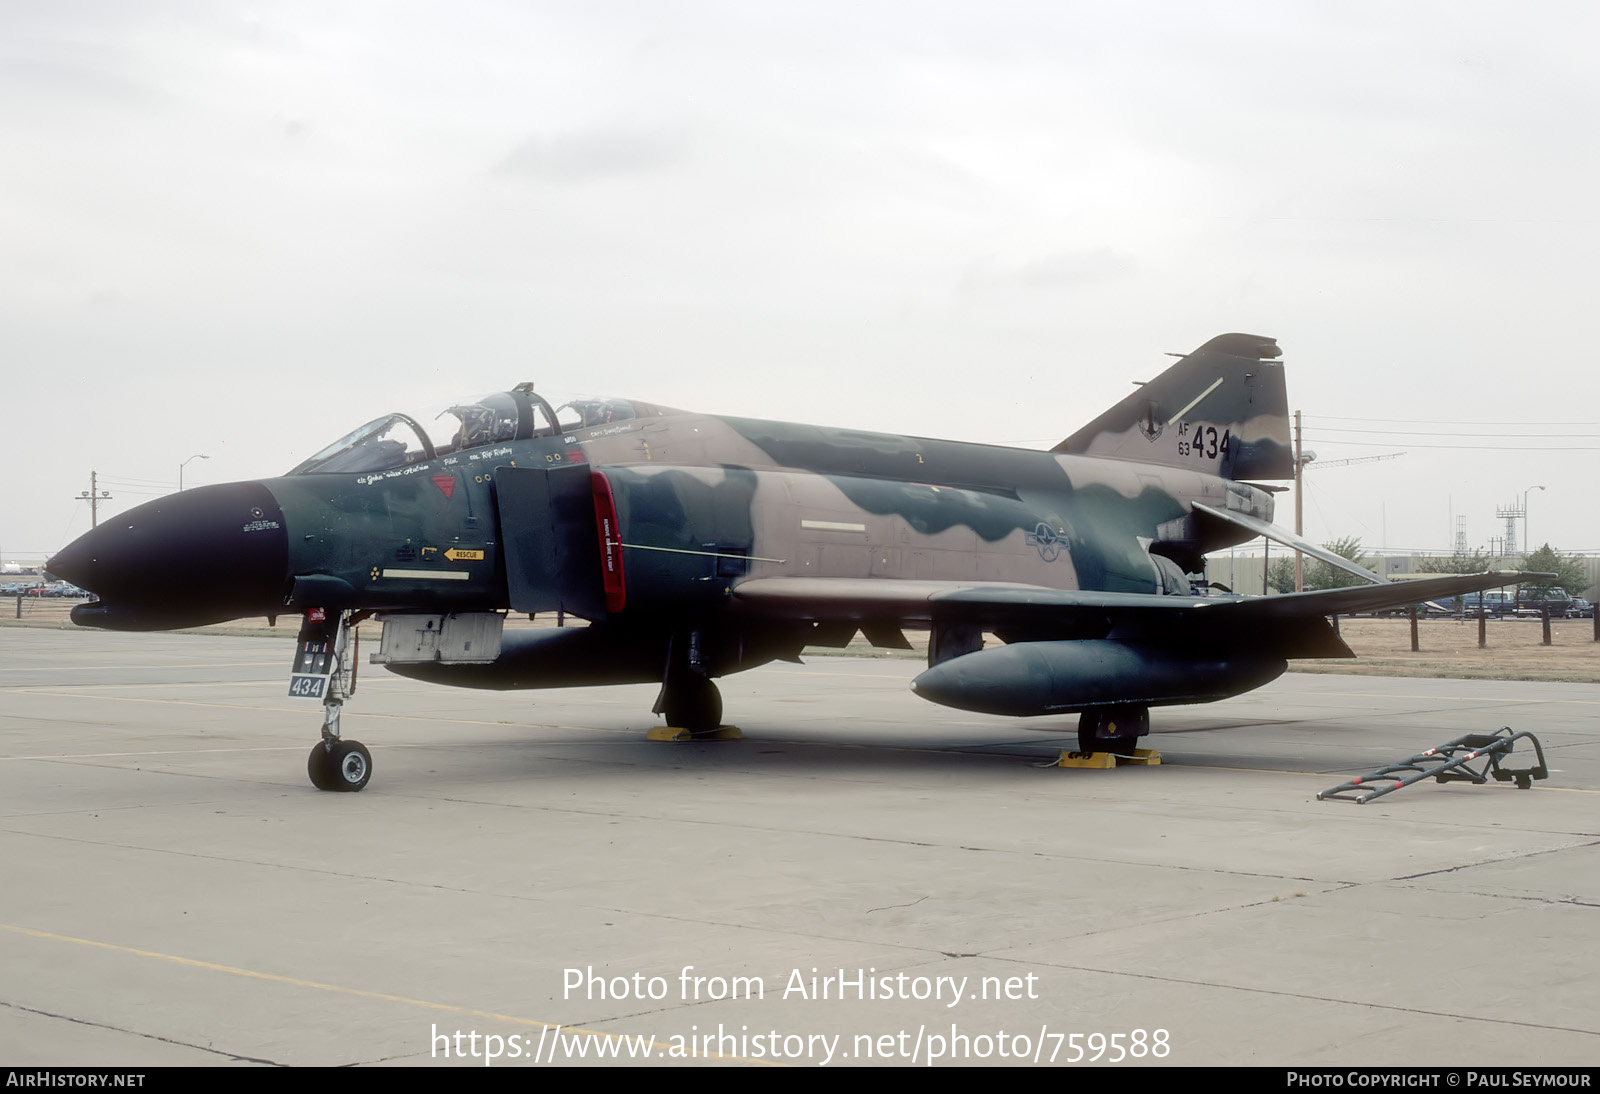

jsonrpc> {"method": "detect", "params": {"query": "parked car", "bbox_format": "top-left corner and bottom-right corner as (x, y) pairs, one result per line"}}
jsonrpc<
(15, 583), (86, 598)
(1566, 598), (1594, 618)
(1513, 587), (1573, 617)
(1458, 590), (1517, 615)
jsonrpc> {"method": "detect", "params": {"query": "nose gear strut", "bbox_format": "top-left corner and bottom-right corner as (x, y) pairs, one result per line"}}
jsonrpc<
(291, 609), (374, 791)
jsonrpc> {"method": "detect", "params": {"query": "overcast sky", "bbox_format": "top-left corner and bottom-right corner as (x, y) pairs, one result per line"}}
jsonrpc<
(5, 1), (1596, 567)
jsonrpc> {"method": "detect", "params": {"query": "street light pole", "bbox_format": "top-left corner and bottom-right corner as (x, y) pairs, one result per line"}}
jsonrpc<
(179, 453), (209, 491)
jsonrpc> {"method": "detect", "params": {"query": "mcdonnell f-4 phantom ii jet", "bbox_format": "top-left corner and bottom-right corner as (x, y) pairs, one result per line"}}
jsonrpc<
(48, 333), (1529, 791)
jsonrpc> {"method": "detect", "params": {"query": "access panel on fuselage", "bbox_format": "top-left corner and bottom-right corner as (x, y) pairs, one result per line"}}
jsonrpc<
(494, 465), (607, 619)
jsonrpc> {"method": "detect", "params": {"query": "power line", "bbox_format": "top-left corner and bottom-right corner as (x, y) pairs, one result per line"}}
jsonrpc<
(95, 474), (177, 486)
(1305, 438), (1600, 451)
(1309, 426), (1600, 438)
(1312, 452), (1405, 469)
(1306, 414), (1600, 426)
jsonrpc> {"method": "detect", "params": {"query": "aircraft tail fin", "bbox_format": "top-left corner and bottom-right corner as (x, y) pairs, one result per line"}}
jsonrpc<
(1054, 333), (1293, 481)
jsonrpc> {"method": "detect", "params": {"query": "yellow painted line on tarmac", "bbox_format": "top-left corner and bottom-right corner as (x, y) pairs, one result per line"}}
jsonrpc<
(751, 667), (912, 681)
(1344, 692), (1600, 707)
(1294, 687), (1600, 707)
(1191, 763), (1599, 792)
(2, 746), (306, 761)
(0, 922), (774, 1065)
(0, 662), (285, 674)
(1165, 765), (1331, 780)
(3, 680), (284, 692)
(0, 689), (321, 716)
(0, 687), (654, 735)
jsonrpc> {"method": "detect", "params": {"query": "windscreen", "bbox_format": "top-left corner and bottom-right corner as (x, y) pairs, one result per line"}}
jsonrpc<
(286, 414), (435, 475)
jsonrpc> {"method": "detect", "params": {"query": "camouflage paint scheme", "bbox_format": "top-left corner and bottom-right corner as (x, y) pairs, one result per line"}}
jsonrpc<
(50, 334), (1528, 756)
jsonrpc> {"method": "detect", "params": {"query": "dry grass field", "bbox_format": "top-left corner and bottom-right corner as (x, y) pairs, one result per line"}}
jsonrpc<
(8, 595), (1597, 683)
(1295, 615), (1600, 682)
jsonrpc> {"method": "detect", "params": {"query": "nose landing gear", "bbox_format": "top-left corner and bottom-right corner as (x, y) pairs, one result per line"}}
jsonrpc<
(291, 609), (373, 791)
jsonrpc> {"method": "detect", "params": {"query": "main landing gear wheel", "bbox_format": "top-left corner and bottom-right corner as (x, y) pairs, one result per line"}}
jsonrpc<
(1077, 705), (1150, 757)
(307, 740), (372, 792)
(661, 674), (723, 734)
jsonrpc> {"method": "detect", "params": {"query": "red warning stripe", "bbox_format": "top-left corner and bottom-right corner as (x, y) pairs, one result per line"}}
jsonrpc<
(590, 471), (626, 613)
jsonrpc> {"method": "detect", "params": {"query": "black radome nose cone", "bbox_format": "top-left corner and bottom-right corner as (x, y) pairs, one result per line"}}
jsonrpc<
(50, 482), (290, 630)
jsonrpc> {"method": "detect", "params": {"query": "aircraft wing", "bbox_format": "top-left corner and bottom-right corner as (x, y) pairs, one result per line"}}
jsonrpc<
(1218, 571), (1540, 618)
(731, 570), (1533, 629)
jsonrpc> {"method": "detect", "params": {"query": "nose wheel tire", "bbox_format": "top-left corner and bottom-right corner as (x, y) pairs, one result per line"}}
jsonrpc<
(308, 740), (372, 792)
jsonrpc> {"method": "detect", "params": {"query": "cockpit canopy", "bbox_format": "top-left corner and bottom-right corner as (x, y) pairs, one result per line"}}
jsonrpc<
(287, 387), (651, 475)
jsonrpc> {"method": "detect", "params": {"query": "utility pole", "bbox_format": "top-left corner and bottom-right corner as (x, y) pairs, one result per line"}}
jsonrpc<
(75, 472), (112, 527)
(1293, 410), (1306, 592)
